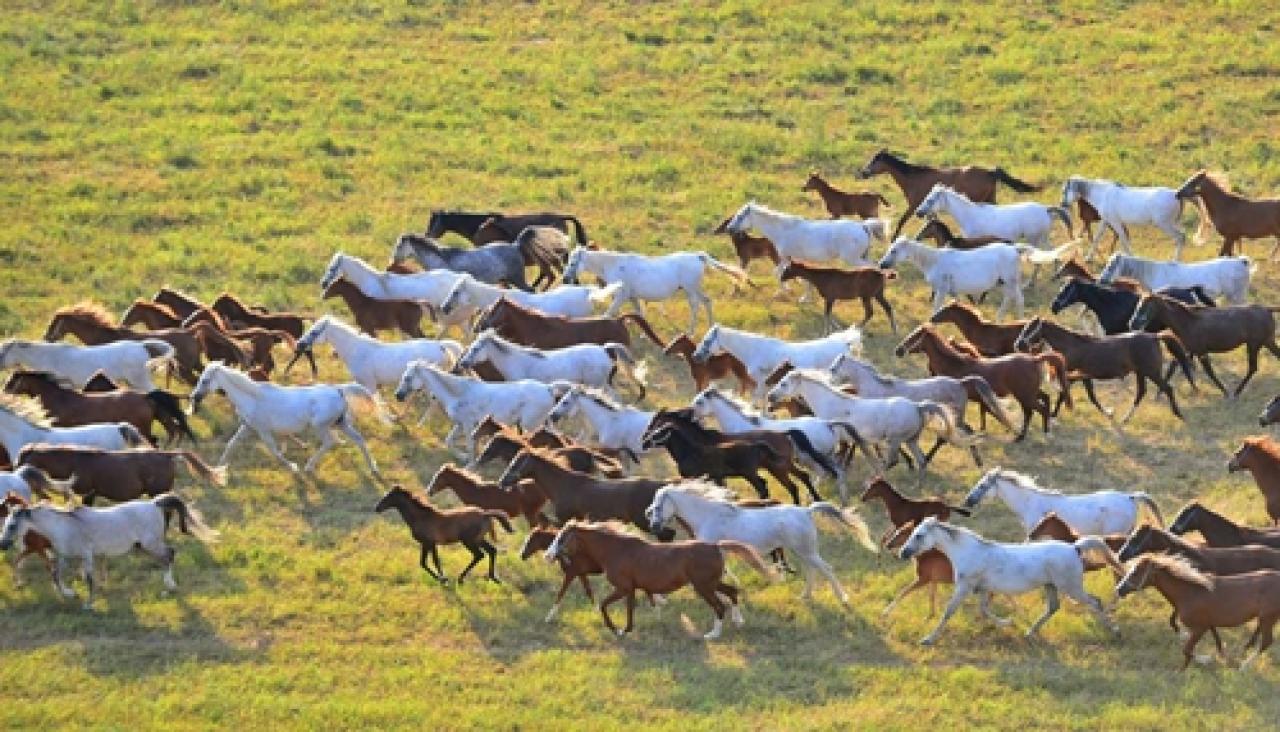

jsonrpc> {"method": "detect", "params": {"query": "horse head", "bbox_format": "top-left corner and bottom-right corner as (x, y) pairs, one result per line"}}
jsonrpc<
(962, 469), (1002, 510)
(320, 253), (347, 290)
(1116, 524), (1154, 563)
(690, 326), (720, 364)
(1174, 170), (1208, 200)
(1114, 557), (1155, 598)
(898, 516), (942, 559)
(285, 318), (325, 377)
(644, 490), (673, 531)
(1260, 396), (1280, 427)
(1012, 318), (1044, 353)
(857, 148), (890, 179)
(724, 203), (754, 235)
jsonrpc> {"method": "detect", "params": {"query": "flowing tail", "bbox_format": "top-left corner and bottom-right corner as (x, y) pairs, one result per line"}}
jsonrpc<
(146, 389), (199, 444)
(919, 401), (981, 448)
(1036, 352), (1073, 411)
(16, 465), (76, 501)
(1074, 536), (1122, 574)
(786, 429), (839, 478)
(1191, 195), (1212, 246)
(698, 253), (750, 285)
(619, 313), (668, 349)
(992, 167), (1041, 193)
(337, 383), (393, 425)
(1158, 332), (1197, 390)
(1048, 206), (1074, 239)
(960, 375), (1015, 432)
(1132, 493), (1165, 527)
(809, 502), (878, 552)
(717, 540), (778, 582)
(605, 344), (647, 400)
(153, 493), (219, 542)
(175, 450), (229, 486)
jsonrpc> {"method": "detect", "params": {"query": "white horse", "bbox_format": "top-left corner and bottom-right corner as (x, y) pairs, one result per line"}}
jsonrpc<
(393, 361), (568, 455)
(829, 353), (1013, 434)
(1060, 177), (1190, 260)
(962, 468), (1164, 535)
(0, 493), (217, 609)
(190, 362), (386, 476)
(1098, 253), (1252, 305)
(689, 387), (862, 501)
(767, 369), (979, 478)
(457, 330), (646, 398)
(0, 465), (75, 503)
(440, 273), (621, 320)
(726, 202), (887, 267)
(691, 324), (862, 401)
(645, 482), (877, 605)
(543, 386), (654, 461)
(561, 246), (749, 333)
(318, 253), (476, 337)
(0, 338), (174, 391)
(899, 517), (1120, 645)
(0, 395), (146, 459)
(288, 315), (461, 392)
(915, 183), (1072, 248)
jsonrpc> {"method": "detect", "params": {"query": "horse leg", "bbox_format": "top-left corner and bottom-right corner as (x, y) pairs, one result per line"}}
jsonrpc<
(808, 552), (849, 606)
(303, 428), (339, 475)
(907, 440), (929, 484)
(683, 289), (701, 335)
(882, 577), (927, 618)
(1180, 626), (1208, 670)
(429, 545), (449, 584)
(1013, 400), (1033, 442)
(338, 418), (380, 476)
(1036, 391), (1052, 434)
(544, 573), (580, 622)
(979, 591), (1012, 626)
(1061, 577), (1119, 637)
(767, 464), (801, 504)
(1081, 379), (1112, 419)
(715, 582), (744, 626)
(920, 583), (972, 646)
(1233, 345), (1262, 399)
(597, 586), (628, 636)
(890, 209), (914, 240)
(255, 429), (299, 474)
(1121, 375), (1150, 423)
(1026, 585), (1060, 639)
(1218, 236), (1239, 258)
(875, 292), (898, 335)
(80, 555), (95, 610)
(922, 437), (945, 467)
(456, 539), (485, 584)
(218, 423), (253, 468)
(1197, 355), (1229, 397)
(418, 545), (443, 583)
(693, 583), (727, 640)
(481, 540), (500, 582)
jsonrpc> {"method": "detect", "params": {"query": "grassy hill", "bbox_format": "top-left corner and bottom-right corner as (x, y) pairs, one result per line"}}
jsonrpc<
(2, 2), (1280, 728)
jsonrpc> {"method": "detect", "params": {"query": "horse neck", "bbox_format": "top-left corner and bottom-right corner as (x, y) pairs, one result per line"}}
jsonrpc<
(1148, 568), (1208, 607)
(341, 258), (384, 294)
(576, 396), (615, 425)
(439, 468), (486, 496)
(941, 306), (983, 331)
(1039, 322), (1090, 352)
(1242, 449), (1280, 490)
(316, 320), (367, 354)
(60, 316), (120, 343)
(919, 334), (969, 370)
(422, 367), (463, 399)
(1194, 179), (1235, 212)
(711, 394), (758, 428)
(995, 478), (1043, 519)
(525, 456), (574, 494)
(1150, 529), (1200, 559)
(210, 368), (261, 406)
(903, 241), (940, 269)
(671, 491), (733, 527)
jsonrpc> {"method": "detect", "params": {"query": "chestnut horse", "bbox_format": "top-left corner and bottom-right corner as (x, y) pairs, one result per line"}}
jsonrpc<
(1176, 170), (1280, 257)
(802, 171), (890, 219)
(181, 308), (294, 376)
(323, 277), (427, 339)
(857, 148), (1039, 238)
(520, 525), (659, 623)
(929, 301), (1027, 357)
(121, 300), (182, 329)
(663, 333), (756, 396)
(3, 371), (196, 445)
(1120, 524), (1280, 576)
(425, 463), (548, 527)
(713, 214), (780, 271)
(473, 430), (626, 479)
(374, 485), (513, 585)
(473, 297), (667, 351)
(17, 444), (227, 505)
(880, 520), (952, 618)
(860, 477), (969, 548)
(469, 415), (635, 467)
(1229, 436), (1280, 525)
(778, 260), (897, 334)
(211, 293), (306, 339)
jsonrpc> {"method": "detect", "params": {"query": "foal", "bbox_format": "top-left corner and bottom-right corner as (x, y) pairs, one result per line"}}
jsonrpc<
(211, 293), (306, 339)
(1027, 513), (1126, 574)
(374, 485), (513, 585)
(520, 526), (659, 623)
(713, 215), (780, 272)
(474, 297), (667, 351)
(425, 463), (548, 527)
(1229, 436), (1280, 525)
(664, 333), (756, 396)
(778, 260), (897, 334)
(860, 477), (969, 548)
(323, 276), (427, 339)
(802, 171), (891, 219)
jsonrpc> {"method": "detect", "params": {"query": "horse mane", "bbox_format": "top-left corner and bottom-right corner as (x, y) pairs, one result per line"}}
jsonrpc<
(1200, 170), (1231, 192)
(0, 393), (53, 427)
(1244, 435), (1280, 462)
(666, 480), (741, 506)
(53, 301), (118, 328)
(432, 462), (485, 484)
(703, 387), (760, 417)
(991, 468), (1062, 496)
(129, 298), (178, 317)
(1143, 553), (1214, 589)
(11, 371), (75, 391)
(573, 385), (625, 411)
(874, 149), (927, 174)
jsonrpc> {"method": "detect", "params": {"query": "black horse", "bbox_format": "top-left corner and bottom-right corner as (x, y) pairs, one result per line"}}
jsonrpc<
(425, 210), (589, 245)
(1050, 279), (1216, 335)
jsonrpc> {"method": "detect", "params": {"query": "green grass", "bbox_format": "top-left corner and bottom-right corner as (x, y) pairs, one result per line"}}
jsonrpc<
(3, 2), (1280, 729)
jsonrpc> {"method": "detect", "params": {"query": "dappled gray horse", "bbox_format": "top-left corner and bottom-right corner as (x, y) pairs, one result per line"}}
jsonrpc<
(391, 233), (532, 291)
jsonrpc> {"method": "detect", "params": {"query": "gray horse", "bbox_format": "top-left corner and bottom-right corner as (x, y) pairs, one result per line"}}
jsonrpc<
(392, 233), (553, 292)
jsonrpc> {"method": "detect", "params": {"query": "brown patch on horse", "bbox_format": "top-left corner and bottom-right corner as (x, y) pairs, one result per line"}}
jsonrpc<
(3, 371), (195, 445)
(17, 445), (224, 505)
(1229, 436), (1280, 526)
(802, 171), (890, 219)
(664, 333), (755, 396)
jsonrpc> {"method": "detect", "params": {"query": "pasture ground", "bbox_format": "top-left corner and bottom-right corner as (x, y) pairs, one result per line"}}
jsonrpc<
(2, 2), (1280, 729)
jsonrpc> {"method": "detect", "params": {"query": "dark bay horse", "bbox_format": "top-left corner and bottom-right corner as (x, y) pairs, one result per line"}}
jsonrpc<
(426, 210), (589, 246)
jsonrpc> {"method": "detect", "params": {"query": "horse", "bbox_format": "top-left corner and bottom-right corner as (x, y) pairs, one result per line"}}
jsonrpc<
(1049, 278), (1218, 336)
(712, 214), (780, 271)
(878, 238), (1057, 321)
(44, 303), (208, 384)
(390, 232), (535, 291)
(190, 362), (386, 476)
(915, 183), (1072, 250)
(1013, 316), (1193, 421)
(1060, 176), (1192, 260)
(152, 287), (203, 320)
(498, 225), (573, 288)
(1119, 524), (1280, 577)
(691, 324), (862, 401)
(856, 148), (1040, 238)
(1129, 293), (1280, 398)
(522, 526), (664, 622)
(542, 386), (656, 462)
(663, 333), (756, 396)
(1115, 554), (1280, 670)
(393, 361), (566, 455)
(121, 299), (183, 329)
(802, 171), (890, 219)
(374, 485), (512, 585)
(319, 253), (471, 317)
(322, 276), (428, 339)
(928, 301), (1028, 356)
(0, 394), (145, 460)
(0, 337), (175, 393)
(899, 517), (1119, 645)
(894, 325), (1067, 441)
(860, 477), (969, 548)
(17, 444), (226, 505)
(1175, 170), (1280, 257)
(646, 482), (874, 604)
(561, 246), (749, 334)
(4, 371), (196, 446)
(0, 464), (73, 504)
(914, 219), (1008, 250)
(963, 468), (1163, 535)
(1169, 502), (1280, 549)
(768, 369), (980, 476)
(210, 294), (306, 339)
(473, 429), (625, 479)
(286, 315), (461, 392)
(457, 330), (646, 399)
(880, 520), (953, 619)
(426, 210), (588, 246)
(1099, 253), (1251, 305)
(1027, 513), (1127, 574)
(0, 493), (216, 609)
(440, 272), (621, 320)
(474, 297), (667, 351)
(724, 202), (886, 273)
(778, 260), (897, 334)
(0, 493), (55, 584)
(544, 520), (774, 638)
(1229, 436), (1280, 525)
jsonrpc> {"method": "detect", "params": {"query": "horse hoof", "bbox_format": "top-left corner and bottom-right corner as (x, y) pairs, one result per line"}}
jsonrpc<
(919, 636), (936, 647)
(615, 629), (627, 638)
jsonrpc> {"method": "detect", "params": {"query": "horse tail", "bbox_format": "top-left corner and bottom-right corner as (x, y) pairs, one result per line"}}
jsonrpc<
(1158, 332), (1197, 389)
(1048, 206), (1074, 239)
(716, 540), (778, 582)
(1191, 194), (1212, 246)
(16, 465), (75, 501)
(992, 167), (1040, 193)
(961, 375), (1015, 432)
(808, 502), (878, 552)
(146, 390), (199, 444)
(565, 216), (589, 245)
(786, 429), (838, 478)
(590, 281), (626, 306)
(1036, 352), (1073, 411)
(698, 252), (750, 284)
(618, 313), (668, 349)
(153, 493), (219, 543)
(1131, 493), (1165, 527)
(1073, 536), (1121, 574)
(438, 341), (464, 371)
(142, 339), (177, 374)
(947, 505), (973, 518)
(920, 401), (981, 448)
(175, 450), (228, 486)
(605, 344), (646, 400)
(485, 509), (515, 535)
(119, 423), (147, 447)
(337, 383), (393, 425)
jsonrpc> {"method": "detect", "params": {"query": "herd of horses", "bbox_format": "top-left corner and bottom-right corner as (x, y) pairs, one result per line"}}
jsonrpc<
(5, 149), (1280, 669)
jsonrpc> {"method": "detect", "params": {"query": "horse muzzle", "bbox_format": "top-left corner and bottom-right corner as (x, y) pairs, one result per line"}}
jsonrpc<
(1227, 458), (1244, 473)
(897, 546), (915, 560)
(394, 388), (409, 402)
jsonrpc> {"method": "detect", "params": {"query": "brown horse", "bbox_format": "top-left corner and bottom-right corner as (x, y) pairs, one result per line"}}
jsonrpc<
(1176, 170), (1280, 257)
(915, 219), (1008, 250)
(181, 307), (295, 376)
(713, 214), (780, 271)
(3, 371), (196, 445)
(1120, 524), (1280, 576)
(857, 148), (1039, 238)
(425, 463), (548, 527)
(1117, 554), (1280, 669)
(1169, 502), (1280, 549)
(474, 430), (626, 478)
(1027, 513), (1126, 574)
(44, 303), (205, 383)
(896, 324), (1068, 440)
(1, 493), (54, 584)
(520, 526), (660, 622)
(470, 416), (635, 469)
(121, 299), (183, 329)
(374, 485), (513, 585)
(17, 445), (227, 505)
(152, 287), (203, 320)
(802, 171), (890, 219)
(211, 293), (306, 339)
(664, 333), (756, 396)
(1014, 317), (1193, 420)
(929, 301), (1027, 357)
(183, 321), (252, 369)
(322, 277), (427, 339)
(474, 297), (667, 351)
(881, 520), (952, 618)
(860, 477), (969, 547)
(1130, 293), (1280, 398)
(1229, 436), (1280, 525)
(546, 520), (774, 638)
(1051, 256), (1143, 292)
(778, 260), (897, 334)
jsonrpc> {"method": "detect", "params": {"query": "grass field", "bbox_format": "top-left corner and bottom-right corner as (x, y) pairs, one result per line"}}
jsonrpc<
(3, 2), (1280, 728)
